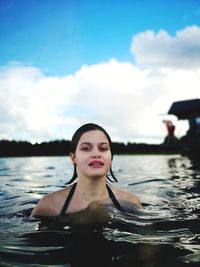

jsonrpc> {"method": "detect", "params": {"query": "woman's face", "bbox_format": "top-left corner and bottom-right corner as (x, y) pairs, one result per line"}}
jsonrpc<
(70, 130), (112, 179)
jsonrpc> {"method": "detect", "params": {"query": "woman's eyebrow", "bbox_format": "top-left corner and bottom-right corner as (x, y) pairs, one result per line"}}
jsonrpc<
(80, 142), (109, 146)
(99, 142), (109, 145)
(79, 142), (91, 146)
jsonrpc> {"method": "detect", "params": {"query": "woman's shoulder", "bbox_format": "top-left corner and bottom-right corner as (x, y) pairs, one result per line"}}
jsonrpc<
(112, 186), (142, 209)
(31, 187), (71, 217)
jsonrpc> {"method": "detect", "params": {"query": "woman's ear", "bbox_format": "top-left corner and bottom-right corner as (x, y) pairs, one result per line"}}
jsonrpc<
(70, 153), (76, 164)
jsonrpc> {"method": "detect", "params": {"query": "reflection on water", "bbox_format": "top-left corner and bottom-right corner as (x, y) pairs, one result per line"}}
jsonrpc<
(0, 155), (199, 266)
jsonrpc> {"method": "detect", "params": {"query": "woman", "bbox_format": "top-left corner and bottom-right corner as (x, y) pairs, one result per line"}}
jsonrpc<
(32, 123), (142, 220)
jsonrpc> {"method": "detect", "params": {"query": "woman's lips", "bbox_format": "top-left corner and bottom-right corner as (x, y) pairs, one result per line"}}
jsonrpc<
(89, 161), (104, 168)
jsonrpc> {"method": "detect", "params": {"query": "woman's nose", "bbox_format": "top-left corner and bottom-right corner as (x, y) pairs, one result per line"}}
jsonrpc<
(91, 147), (101, 158)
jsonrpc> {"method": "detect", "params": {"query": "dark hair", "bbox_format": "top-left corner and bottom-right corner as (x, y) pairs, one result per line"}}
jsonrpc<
(66, 123), (118, 184)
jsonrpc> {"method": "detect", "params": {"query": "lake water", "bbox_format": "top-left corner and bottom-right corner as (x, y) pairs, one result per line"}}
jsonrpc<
(0, 155), (199, 267)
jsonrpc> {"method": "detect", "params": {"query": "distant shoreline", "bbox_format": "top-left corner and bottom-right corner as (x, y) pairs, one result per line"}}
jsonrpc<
(0, 140), (181, 157)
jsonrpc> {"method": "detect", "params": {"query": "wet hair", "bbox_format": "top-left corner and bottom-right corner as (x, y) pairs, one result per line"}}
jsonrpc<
(66, 123), (118, 184)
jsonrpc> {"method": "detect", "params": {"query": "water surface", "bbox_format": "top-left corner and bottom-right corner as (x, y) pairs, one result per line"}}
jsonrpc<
(0, 155), (199, 266)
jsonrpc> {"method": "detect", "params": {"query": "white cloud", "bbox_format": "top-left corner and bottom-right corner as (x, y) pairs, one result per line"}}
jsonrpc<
(131, 25), (200, 69)
(0, 63), (79, 142)
(0, 26), (200, 144)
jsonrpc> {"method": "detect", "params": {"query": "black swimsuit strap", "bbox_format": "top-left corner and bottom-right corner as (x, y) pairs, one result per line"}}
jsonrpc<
(60, 182), (77, 215)
(60, 182), (124, 215)
(106, 184), (124, 212)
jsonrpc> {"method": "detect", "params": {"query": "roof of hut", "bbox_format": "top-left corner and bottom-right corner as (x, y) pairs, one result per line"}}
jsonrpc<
(168, 98), (200, 119)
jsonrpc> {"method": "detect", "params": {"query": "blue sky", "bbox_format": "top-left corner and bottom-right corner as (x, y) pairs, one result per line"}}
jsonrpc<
(1, 0), (200, 75)
(0, 0), (200, 143)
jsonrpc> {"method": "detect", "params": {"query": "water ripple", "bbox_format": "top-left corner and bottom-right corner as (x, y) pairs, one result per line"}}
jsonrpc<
(0, 155), (199, 266)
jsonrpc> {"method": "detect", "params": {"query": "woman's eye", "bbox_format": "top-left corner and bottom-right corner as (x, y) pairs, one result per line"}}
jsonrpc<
(81, 146), (91, 151)
(99, 146), (108, 151)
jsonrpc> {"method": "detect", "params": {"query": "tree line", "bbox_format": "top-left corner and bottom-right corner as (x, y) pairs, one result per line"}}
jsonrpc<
(0, 140), (181, 157)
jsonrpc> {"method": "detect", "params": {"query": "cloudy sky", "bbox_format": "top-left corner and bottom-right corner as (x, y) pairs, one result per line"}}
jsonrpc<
(0, 0), (200, 144)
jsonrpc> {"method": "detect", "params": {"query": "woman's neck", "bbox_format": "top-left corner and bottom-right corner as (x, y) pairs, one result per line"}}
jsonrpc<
(75, 176), (108, 202)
